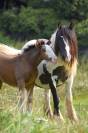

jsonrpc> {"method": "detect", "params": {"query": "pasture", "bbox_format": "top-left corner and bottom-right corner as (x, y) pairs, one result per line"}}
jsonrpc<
(0, 53), (88, 133)
(0, 0), (88, 132)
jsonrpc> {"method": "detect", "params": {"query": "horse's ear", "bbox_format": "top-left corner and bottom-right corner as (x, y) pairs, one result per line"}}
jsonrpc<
(57, 22), (62, 29)
(69, 22), (74, 30)
(36, 40), (44, 48)
(40, 40), (45, 45)
(47, 40), (51, 45)
(36, 40), (40, 48)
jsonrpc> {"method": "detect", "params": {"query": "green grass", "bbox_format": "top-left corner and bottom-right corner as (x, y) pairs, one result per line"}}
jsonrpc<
(0, 55), (88, 133)
(0, 87), (88, 133)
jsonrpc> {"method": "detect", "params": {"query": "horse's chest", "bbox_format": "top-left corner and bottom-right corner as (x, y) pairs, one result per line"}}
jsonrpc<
(35, 60), (68, 88)
(25, 68), (37, 85)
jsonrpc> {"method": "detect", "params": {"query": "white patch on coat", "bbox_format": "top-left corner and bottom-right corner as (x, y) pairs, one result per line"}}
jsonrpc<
(61, 36), (71, 62)
(44, 45), (57, 63)
(51, 75), (58, 88)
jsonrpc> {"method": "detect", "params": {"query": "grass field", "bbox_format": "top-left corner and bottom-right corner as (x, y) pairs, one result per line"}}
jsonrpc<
(0, 55), (88, 133)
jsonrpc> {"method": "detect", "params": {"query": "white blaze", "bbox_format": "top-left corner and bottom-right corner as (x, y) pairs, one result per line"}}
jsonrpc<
(45, 45), (57, 63)
(61, 36), (71, 62)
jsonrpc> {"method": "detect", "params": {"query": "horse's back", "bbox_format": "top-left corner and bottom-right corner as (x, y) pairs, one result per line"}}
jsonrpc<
(0, 43), (20, 56)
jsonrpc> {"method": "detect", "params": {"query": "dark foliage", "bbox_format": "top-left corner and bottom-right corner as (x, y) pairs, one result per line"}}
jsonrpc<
(0, 0), (88, 45)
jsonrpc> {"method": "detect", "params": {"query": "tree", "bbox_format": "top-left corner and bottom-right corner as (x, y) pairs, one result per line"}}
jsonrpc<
(0, 0), (28, 10)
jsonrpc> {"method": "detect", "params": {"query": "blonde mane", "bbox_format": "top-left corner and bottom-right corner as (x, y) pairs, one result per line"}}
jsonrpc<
(0, 43), (21, 55)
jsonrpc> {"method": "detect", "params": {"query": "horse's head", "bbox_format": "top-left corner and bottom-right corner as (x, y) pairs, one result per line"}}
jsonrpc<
(36, 40), (57, 64)
(51, 22), (78, 63)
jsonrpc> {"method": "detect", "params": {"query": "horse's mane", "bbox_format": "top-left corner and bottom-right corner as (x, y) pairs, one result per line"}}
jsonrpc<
(22, 45), (36, 53)
(0, 43), (20, 55)
(22, 39), (49, 53)
(59, 26), (78, 62)
(66, 26), (78, 59)
(51, 25), (78, 65)
(58, 26), (77, 44)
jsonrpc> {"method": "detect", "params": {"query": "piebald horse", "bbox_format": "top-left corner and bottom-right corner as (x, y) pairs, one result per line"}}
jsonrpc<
(0, 40), (57, 113)
(24, 23), (78, 122)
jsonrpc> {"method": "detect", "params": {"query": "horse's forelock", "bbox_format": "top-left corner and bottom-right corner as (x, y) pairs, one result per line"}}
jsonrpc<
(57, 26), (76, 40)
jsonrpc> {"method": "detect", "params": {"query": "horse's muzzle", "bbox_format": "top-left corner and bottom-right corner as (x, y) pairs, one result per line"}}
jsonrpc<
(48, 57), (57, 64)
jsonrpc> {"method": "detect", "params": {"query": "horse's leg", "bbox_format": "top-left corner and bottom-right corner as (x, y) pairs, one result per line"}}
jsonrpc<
(17, 79), (28, 113)
(15, 63), (28, 113)
(44, 88), (64, 121)
(49, 81), (59, 116)
(49, 81), (65, 122)
(0, 80), (2, 89)
(65, 75), (78, 122)
(26, 85), (34, 113)
(19, 88), (28, 113)
(50, 82), (64, 121)
(44, 89), (53, 117)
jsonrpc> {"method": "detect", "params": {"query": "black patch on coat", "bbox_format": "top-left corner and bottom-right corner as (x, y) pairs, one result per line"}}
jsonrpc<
(52, 66), (68, 83)
(23, 45), (35, 53)
(39, 64), (51, 84)
(39, 65), (68, 85)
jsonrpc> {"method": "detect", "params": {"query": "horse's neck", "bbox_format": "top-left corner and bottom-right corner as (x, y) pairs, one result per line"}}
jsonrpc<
(24, 49), (42, 68)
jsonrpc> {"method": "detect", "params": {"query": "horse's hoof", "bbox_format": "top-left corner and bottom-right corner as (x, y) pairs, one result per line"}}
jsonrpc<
(67, 112), (79, 123)
(59, 111), (65, 122)
(72, 117), (79, 124)
(54, 115), (65, 123)
(59, 116), (65, 122)
(45, 108), (53, 118)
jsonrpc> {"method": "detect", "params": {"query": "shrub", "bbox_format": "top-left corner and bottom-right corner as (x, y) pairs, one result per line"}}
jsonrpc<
(76, 19), (88, 46)
(0, 7), (58, 40)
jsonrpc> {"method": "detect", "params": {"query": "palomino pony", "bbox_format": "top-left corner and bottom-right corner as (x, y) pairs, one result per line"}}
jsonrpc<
(24, 23), (78, 122)
(0, 40), (57, 113)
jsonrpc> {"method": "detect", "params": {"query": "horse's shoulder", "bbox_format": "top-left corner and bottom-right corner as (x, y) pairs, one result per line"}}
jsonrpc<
(37, 60), (59, 76)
